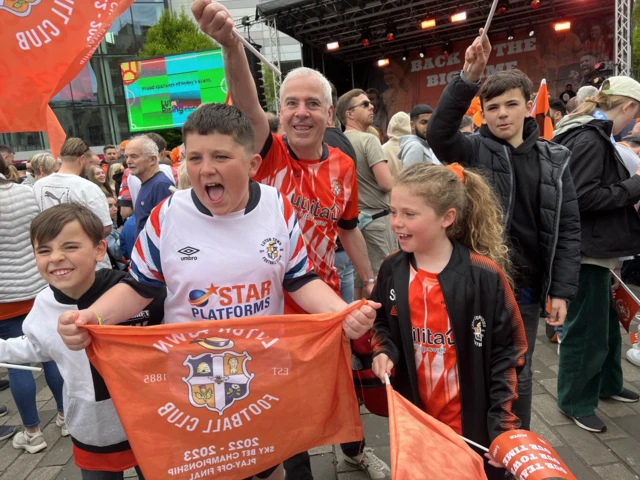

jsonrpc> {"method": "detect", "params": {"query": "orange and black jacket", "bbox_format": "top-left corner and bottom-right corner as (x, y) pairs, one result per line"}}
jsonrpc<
(371, 242), (527, 479)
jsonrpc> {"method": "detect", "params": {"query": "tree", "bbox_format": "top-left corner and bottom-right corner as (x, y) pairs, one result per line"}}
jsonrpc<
(262, 64), (278, 112)
(138, 9), (217, 59)
(634, 2), (640, 78)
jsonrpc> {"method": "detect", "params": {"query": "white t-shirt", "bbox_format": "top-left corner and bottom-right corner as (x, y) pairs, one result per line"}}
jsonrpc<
(33, 173), (112, 270)
(128, 164), (175, 206)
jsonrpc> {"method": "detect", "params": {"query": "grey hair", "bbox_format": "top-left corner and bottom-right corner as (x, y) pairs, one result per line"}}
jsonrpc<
(577, 86), (598, 106)
(130, 135), (159, 158)
(30, 152), (58, 176)
(280, 67), (332, 110)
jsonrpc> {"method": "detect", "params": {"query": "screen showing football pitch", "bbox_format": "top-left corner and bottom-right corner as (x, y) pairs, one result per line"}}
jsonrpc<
(121, 49), (227, 132)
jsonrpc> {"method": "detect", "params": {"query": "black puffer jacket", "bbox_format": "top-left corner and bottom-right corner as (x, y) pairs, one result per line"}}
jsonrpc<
(552, 118), (640, 258)
(371, 242), (527, 480)
(427, 72), (582, 304)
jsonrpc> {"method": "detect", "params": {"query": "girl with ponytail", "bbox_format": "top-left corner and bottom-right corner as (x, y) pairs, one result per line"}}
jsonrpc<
(370, 163), (527, 480)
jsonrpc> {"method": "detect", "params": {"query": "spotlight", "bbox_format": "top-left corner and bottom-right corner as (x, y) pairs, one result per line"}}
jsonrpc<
(530, 0), (541, 8)
(507, 28), (514, 41)
(326, 41), (339, 51)
(451, 11), (467, 23)
(528, 25), (535, 37)
(421, 18), (436, 29)
(554, 21), (571, 32)
(386, 24), (396, 41)
(377, 58), (390, 67)
(496, 1), (509, 14)
(443, 41), (452, 58)
(360, 31), (371, 47)
(419, 46), (426, 58)
(402, 50), (409, 61)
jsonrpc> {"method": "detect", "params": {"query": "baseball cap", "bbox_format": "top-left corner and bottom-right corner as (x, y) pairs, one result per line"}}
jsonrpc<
(601, 76), (640, 104)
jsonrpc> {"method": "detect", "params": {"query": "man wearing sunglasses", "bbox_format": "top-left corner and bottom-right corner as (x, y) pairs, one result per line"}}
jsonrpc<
(336, 90), (395, 304)
(398, 104), (440, 167)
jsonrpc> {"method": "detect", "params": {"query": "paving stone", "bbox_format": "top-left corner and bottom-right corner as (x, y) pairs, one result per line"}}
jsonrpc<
(531, 381), (545, 395)
(360, 414), (389, 447)
(537, 377), (558, 398)
(310, 452), (337, 480)
(38, 436), (72, 468)
(598, 399), (637, 418)
(0, 448), (47, 480)
(622, 360), (640, 383)
(531, 394), (572, 426)
(35, 388), (52, 403)
(533, 343), (560, 368)
(24, 467), (63, 480)
(553, 447), (600, 480)
(592, 463), (640, 479)
(310, 445), (333, 455)
(53, 458), (81, 480)
(124, 468), (138, 478)
(529, 411), (564, 447)
(555, 424), (617, 465)
(337, 472), (369, 479)
(596, 412), (632, 441)
(606, 437), (640, 474)
(531, 358), (556, 380)
(0, 436), (22, 470)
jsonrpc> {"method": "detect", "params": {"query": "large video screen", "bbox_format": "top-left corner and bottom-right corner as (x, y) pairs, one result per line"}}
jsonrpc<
(120, 49), (227, 132)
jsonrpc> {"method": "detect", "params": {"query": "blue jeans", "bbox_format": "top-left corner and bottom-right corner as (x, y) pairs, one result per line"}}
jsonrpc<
(334, 250), (354, 303)
(0, 315), (64, 428)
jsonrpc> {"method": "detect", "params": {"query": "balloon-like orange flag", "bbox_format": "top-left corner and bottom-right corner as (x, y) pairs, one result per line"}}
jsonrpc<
(85, 309), (362, 479)
(0, 1), (135, 157)
(386, 382), (488, 480)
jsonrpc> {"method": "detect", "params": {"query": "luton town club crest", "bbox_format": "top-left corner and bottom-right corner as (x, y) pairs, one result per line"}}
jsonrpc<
(182, 341), (254, 415)
(0, 0), (40, 17)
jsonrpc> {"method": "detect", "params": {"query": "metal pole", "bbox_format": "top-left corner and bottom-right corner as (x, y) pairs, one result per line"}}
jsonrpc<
(351, 61), (355, 89)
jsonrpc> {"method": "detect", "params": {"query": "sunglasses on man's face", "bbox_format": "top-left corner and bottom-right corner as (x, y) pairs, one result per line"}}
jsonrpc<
(348, 100), (372, 110)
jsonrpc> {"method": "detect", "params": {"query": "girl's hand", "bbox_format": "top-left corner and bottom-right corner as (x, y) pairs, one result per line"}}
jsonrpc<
(372, 353), (394, 382)
(484, 453), (504, 469)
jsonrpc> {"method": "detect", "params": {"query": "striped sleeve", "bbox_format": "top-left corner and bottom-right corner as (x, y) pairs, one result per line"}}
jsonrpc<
(129, 196), (172, 287)
(117, 169), (133, 207)
(279, 192), (312, 280)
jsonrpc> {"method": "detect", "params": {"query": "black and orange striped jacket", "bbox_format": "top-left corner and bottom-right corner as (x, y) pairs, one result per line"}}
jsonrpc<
(371, 241), (527, 480)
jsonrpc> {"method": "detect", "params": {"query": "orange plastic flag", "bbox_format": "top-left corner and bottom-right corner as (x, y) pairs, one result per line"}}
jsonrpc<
(386, 382), (488, 480)
(534, 79), (554, 141)
(85, 309), (362, 479)
(0, 0), (135, 157)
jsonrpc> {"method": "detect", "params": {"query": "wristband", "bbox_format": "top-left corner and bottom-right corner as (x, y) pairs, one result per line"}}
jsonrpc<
(90, 310), (104, 326)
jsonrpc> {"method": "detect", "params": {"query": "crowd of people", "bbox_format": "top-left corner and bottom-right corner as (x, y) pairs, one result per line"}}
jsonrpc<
(1, 2), (640, 479)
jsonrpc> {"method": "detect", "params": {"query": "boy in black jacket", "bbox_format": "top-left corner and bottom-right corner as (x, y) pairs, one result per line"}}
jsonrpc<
(426, 30), (582, 430)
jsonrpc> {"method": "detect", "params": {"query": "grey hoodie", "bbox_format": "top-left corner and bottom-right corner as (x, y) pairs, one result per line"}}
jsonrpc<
(398, 135), (441, 168)
(552, 114), (595, 138)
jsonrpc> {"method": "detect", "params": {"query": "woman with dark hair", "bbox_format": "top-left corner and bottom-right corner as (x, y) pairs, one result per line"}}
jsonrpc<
(0, 156), (66, 452)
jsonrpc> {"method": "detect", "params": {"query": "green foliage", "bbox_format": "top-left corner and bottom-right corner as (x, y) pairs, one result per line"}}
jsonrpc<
(262, 63), (278, 112)
(634, 3), (640, 78)
(138, 9), (217, 59)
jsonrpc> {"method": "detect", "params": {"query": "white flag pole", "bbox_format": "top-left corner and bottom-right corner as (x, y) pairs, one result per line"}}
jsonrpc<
(466, 0), (500, 74)
(231, 29), (281, 76)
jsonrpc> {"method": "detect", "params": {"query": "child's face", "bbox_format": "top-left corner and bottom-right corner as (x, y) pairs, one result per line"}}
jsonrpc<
(33, 221), (107, 299)
(390, 185), (455, 253)
(108, 197), (117, 222)
(185, 133), (261, 216)
(482, 88), (533, 147)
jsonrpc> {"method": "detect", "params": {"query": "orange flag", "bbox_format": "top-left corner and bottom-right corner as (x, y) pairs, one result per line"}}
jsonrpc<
(534, 79), (554, 140)
(0, 0), (135, 157)
(85, 309), (362, 479)
(386, 383), (487, 480)
(610, 271), (640, 345)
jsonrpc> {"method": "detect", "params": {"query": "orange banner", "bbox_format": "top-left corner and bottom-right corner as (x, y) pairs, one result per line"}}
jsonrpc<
(490, 430), (576, 480)
(534, 80), (554, 140)
(386, 383), (487, 480)
(0, 0), (135, 157)
(85, 309), (362, 479)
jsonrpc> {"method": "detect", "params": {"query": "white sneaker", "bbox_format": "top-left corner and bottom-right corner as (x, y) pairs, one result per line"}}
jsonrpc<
(344, 447), (391, 479)
(56, 414), (69, 437)
(627, 347), (640, 367)
(12, 430), (47, 454)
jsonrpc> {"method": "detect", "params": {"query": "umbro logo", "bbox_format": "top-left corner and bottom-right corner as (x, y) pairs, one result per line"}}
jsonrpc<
(178, 246), (199, 261)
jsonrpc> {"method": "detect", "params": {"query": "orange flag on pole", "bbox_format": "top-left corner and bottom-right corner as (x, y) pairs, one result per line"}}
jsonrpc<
(0, 0), (135, 157)
(85, 309), (362, 479)
(533, 79), (554, 140)
(386, 382), (488, 480)
(611, 270), (640, 344)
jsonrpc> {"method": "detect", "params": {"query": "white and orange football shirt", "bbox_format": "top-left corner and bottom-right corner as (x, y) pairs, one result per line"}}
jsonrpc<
(409, 265), (462, 434)
(254, 134), (359, 308)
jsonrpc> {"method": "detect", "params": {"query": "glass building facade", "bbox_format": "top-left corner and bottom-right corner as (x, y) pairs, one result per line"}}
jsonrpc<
(1, 0), (168, 157)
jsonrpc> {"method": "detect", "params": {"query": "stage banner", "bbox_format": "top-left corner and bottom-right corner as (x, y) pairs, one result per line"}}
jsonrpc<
(386, 383), (488, 480)
(490, 430), (576, 480)
(85, 308), (362, 479)
(363, 15), (613, 134)
(0, 0), (135, 157)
